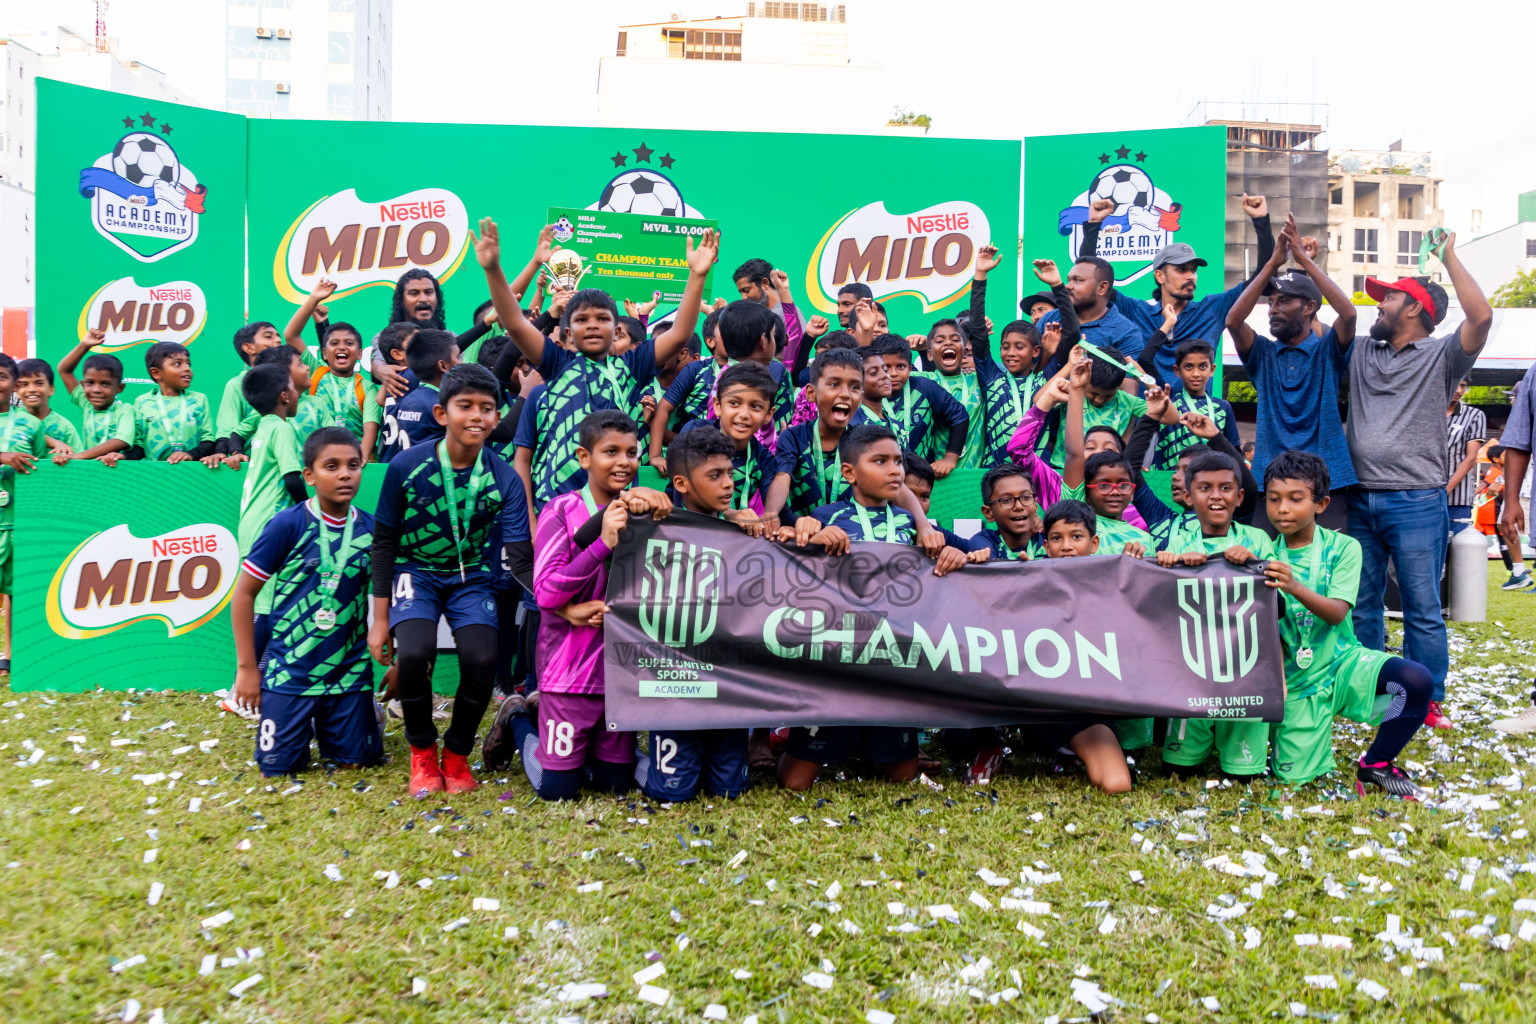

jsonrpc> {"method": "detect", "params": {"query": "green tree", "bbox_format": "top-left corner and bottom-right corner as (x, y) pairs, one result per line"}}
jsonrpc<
(1491, 268), (1536, 308)
(887, 106), (932, 129)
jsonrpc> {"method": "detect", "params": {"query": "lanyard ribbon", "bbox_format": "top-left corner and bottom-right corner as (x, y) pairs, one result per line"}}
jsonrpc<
(436, 441), (490, 582)
(1078, 338), (1157, 389)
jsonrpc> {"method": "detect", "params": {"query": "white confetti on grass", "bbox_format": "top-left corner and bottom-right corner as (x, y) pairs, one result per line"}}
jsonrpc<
(802, 971), (835, 989)
(637, 984), (669, 1006)
(228, 973), (262, 998)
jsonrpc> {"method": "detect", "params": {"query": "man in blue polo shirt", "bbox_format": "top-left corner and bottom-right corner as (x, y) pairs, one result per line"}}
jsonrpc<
(1081, 194), (1274, 382)
(1033, 255), (1142, 376)
(1225, 216), (1358, 531)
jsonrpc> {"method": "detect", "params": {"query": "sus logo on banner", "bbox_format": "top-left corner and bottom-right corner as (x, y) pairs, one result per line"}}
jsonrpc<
(1177, 576), (1261, 682)
(46, 523), (238, 639)
(638, 537), (724, 649)
(76, 277), (207, 353)
(77, 115), (207, 262)
(807, 201), (989, 314)
(275, 187), (470, 303)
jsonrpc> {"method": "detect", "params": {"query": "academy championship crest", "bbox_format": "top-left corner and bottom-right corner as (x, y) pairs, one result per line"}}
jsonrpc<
(1057, 147), (1182, 286)
(78, 112), (206, 262)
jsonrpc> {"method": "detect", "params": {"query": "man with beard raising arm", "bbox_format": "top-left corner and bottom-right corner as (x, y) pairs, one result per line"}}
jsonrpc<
(1342, 231), (1491, 731)
(1226, 216), (1358, 530)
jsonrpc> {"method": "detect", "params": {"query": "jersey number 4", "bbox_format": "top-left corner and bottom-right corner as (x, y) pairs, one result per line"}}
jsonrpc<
(392, 573), (414, 605)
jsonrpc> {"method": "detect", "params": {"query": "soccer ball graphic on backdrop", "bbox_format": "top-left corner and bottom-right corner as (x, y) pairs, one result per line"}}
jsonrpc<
(598, 170), (685, 217)
(111, 132), (180, 187)
(1090, 165), (1153, 214)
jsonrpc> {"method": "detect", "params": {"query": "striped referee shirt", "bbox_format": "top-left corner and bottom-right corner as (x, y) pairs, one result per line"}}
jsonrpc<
(1445, 401), (1487, 506)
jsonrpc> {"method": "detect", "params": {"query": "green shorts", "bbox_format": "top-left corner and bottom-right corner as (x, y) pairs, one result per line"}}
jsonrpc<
(0, 529), (11, 596)
(1112, 717), (1155, 751)
(1269, 649), (1395, 784)
(1163, 716), (1268, 775)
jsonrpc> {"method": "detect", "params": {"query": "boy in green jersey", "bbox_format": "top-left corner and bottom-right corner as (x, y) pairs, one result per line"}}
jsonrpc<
(236, 363), (308, 664)
(0, 353), (49, 671)
(132, 342), (217, 463)
(1156, 450), (1273, 778)
(1046, 342), (1147, 469)
(309, 321), (381, 458)
(1252, 451), (1432, 799)
(216, 320), (298, 463)
(1061, 352), (1152, 558)
(254, 346), (326, 444)
(14, 359), (81, 454)
(55, 329), (135, 465)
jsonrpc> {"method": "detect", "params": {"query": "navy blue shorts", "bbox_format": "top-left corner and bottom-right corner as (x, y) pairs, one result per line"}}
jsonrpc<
(388, 568), (499, 631)
(256, 689), (383, 775)
(640, 729), (750, 802)
(785, 725), (918, 766)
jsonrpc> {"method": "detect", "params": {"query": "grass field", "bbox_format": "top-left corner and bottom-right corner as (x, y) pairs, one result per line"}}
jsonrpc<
(2, 576), (1534, 1024)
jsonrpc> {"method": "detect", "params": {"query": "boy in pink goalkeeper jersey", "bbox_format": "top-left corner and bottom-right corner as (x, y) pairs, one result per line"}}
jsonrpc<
(482, 410), (671, 800)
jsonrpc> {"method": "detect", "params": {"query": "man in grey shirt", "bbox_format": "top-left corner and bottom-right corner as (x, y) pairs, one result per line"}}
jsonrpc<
(1349, 234), (1493, 729)
(1493, 361), (1536, 735)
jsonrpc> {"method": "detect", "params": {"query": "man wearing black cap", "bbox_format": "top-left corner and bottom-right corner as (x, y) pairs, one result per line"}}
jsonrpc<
(1082, 194), (1273, 383)
(1019, 291), (1056, 322)
(1347, 232), (1492, 730)
(1225, 215), (1358, 528)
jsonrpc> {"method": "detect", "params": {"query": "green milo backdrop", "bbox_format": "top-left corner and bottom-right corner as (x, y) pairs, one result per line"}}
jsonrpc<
(27, 79), (1214, 690)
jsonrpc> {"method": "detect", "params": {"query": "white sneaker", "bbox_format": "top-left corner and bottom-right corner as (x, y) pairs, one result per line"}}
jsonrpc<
(218, 696), (259, 722)
(1491, 706), (1536, 736)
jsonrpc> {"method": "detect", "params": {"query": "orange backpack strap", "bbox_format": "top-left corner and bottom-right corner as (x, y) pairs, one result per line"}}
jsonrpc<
(309, 365), (329, 396)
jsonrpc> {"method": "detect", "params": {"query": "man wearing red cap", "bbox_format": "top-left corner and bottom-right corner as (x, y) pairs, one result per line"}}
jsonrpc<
(1348, 233), (1492, 730)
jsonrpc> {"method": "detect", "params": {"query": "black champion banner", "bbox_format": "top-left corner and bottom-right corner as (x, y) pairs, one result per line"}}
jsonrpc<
(602, 513), (1285, 731)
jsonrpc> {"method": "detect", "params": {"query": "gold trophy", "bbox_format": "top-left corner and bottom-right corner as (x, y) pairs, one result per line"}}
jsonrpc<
(544, 248), (588, 291)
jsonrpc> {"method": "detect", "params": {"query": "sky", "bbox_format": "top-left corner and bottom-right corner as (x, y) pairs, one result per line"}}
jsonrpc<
(19, 0), (1534, 231)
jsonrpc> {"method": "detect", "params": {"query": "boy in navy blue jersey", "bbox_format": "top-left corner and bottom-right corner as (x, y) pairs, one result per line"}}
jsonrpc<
(968, 249), (1076, 464)
(1141, 336), (1241, 469)
(388, 329), (460, 457)
(777, 425), (970, 791)
(766, 351), (943, 551)
(647, 308), (725, 466)
(867, 333), (969, 470)
(674, 361), (776, 520)
(369, 363), (532, 798)
(633, 426), (753, 803)
(971, 464), (1046, 561)
(372, 321), (421, 462)
(480, 217), (714, 509)
(232, 427), (381, 775)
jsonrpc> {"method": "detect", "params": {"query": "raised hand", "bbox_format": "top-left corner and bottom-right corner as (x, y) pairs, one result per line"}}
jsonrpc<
(1144, 384), (1171, 421)
(533, 223), (556, 265)
(1241, 193), (1267, 219)
(685, 228), (720, 276)
(805, 314), (830, 339)
(310, 277), (338, 302)
(974, 244), (1002, 277)
(1032, 258), (1062, 287)
(471, 217), (501, 270)
(1088, 198), (1116, 224)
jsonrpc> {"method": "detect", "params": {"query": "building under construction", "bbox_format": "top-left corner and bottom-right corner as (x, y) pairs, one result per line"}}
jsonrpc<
(1189, 103), (1331, 290)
